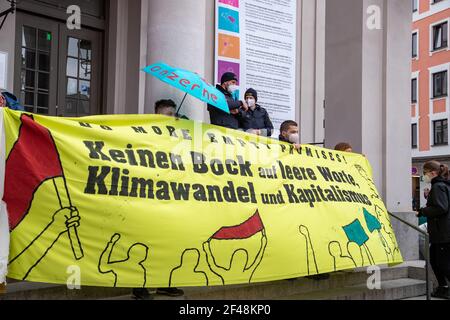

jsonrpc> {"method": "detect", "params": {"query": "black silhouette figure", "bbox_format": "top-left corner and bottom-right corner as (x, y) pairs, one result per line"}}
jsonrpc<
(169, 249), (209, 287)
(202, 230), (267, 285)
(8, 206), (81, 280)
(374, 204), (400, 261)
(98, 234), (149, 287)
(347, 241), (364, 267)
(328, 241), (357, 271)
(299, 225), (319, 275)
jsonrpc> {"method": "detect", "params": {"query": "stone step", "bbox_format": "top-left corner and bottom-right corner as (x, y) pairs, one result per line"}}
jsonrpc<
(0, 280), (130, 300)
(104, 264), (425, 301)
(276, 278), (427, 300)
(402, 295), (448, 300)
(1, 262), (427, 300)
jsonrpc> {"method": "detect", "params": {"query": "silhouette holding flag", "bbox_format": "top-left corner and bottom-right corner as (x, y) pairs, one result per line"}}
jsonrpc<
(342, 219), (375, 265)
(4, 114), (83, 279)
(203, 210), (267, 285)
(363, 208), (393, 262)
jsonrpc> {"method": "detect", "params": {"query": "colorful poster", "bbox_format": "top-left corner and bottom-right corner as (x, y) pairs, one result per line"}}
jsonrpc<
(215, 0), (297, 137)
(218, 7), (240, 33)
(217, 61), (241, 85)
(0, 109), (402, 287)
(218, 34), (241, 59)
(219, 0), (239, 8)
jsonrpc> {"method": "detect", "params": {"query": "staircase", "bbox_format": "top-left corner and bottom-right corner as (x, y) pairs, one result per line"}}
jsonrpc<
(0, 261), (428, 300)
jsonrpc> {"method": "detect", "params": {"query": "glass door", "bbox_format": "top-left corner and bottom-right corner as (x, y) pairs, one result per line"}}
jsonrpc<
(15, 13), (58, 115)
(15, 12), (103, 117)
(58, 27), (102, 117)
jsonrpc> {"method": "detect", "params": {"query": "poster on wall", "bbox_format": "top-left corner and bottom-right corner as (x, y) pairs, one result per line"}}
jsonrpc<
(215, 0), (297, 137)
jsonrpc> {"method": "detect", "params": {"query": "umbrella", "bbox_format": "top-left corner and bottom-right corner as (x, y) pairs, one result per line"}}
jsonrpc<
(142, 62), (229, 115)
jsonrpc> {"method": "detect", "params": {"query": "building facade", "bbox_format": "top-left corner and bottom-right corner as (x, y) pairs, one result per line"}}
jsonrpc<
(411, 0), (450, 208)
(0, 0), (417, 259)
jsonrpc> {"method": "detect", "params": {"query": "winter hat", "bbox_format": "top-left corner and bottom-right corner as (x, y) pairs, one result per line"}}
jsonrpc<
(245, 88), (258, 102)
(221, 72), (237, 84)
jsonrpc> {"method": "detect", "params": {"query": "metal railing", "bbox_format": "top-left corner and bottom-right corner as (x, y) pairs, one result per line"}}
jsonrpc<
(388, 212), (431, 300)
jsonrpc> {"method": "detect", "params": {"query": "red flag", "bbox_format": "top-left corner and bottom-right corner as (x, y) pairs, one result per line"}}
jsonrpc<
(212, 210), (264, 240)
(3, 114), (63, 230)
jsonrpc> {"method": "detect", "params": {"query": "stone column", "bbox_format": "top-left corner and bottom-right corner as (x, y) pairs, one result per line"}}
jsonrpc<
(325, 0), (418, 260)
(298, 0), (326, 145)
(144, 0), (214, 122)
(105, 0), (149, 115)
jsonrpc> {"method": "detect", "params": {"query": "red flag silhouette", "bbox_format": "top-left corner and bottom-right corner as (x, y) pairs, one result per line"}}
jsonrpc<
(3, 114), (63, 230)
(212, 210), (264, 240)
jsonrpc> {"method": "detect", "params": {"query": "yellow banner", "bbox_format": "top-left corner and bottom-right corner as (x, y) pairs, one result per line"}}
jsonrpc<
(1, 109), (402, 288)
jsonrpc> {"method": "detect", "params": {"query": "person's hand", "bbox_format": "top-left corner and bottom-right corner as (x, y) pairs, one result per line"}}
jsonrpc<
(241, 101), (249, 112)
(294, 144), (301, 150)
(110, 233), (121, 243)
(52, 207), (80, 234)
(250, 129), (261, 136)
(230, 108), (239, 115)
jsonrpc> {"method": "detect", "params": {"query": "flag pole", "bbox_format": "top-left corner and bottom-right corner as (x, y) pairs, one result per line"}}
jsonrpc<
(53, 177), (84, 260)
(176, 92), (188, 117)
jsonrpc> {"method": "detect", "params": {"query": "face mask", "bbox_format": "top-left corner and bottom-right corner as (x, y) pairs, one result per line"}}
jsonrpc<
(228, 85), (239, 94)
(246, 99), (256, 109)
(423, 174), (432, 184)
(288, 133), (300, 144)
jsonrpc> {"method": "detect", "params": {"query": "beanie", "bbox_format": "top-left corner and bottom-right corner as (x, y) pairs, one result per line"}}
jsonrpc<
(221, 72), (237, 84)
(245, 88), (258, 102)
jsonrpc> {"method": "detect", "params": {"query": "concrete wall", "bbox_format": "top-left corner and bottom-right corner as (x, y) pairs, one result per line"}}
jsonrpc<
(105, 0), (148, 115)
(0, 2), (16, 92)
(299, 0), (326, 145)
(143, 0), (212, 122)
(325, 0), (412, 212)
(325, 0), (418, 260)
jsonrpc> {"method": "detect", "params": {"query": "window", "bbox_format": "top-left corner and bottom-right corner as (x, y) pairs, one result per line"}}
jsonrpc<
(412, 0), (418, 12)
(19, 26), (52, 114)
(433, 22), (448, 51)
(412, 32), (418, 58)
(434, 119), (448, 146)
(433, 71), (448, 98)
(432, 0), (443, 4)
(412, 124), (418, 149)
(65, 37), (93, 116)
(412, 78), (418, 103)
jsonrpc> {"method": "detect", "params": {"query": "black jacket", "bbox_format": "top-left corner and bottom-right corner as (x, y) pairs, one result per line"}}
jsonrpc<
(239, 105), (274, 137)
(419, 176), (450, 244)
(208, 85), (242, 129)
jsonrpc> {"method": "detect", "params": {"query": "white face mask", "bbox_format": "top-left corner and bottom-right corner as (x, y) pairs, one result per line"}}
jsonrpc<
(228, 85), (239, 94)
(288, 133), (300, 144)
(246, 99), (256, 109)
(423, 174), (433, 184)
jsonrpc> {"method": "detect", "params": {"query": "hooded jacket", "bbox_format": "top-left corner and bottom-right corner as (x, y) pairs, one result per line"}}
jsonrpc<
(419, 176), (450, 244)
(207, 85), (242, 130)
(239, 104), (274, 137)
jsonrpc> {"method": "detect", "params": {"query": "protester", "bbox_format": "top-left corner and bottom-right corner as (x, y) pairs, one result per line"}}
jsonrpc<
(334, 143), (353, 153)
(131, 100), (185, 300)
(279, 120), (300, 149)
(208, 72), (248, 129)
(417, 161), (450, 299)
(424, 187), (430, 200)
(239, 88), (274, 137)
(0, 91), (25, 111)
(155, 99), (177, 117)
